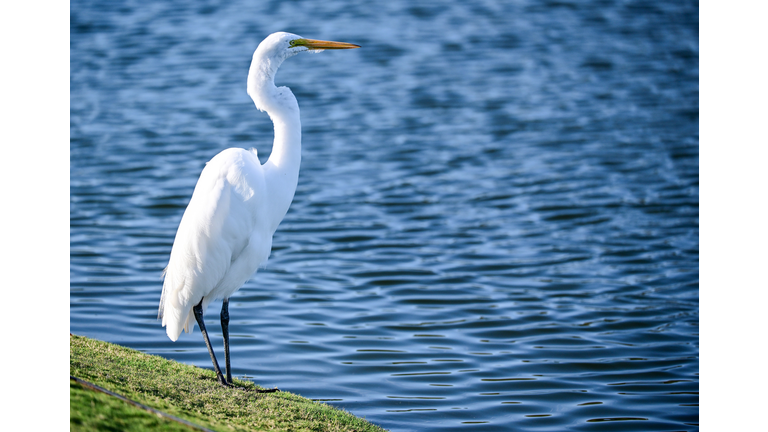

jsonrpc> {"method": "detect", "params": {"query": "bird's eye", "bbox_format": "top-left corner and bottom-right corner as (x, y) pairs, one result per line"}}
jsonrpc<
(289, 39), (308, 48)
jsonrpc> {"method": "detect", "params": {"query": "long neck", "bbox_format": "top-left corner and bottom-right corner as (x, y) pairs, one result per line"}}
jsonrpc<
(247, 50), (302, 233)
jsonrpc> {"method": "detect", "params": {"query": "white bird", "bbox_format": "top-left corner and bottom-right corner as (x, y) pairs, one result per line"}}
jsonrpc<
(158, 32), (359, 387)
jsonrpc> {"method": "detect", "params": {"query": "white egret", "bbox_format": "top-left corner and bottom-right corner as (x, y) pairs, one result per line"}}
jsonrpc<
(158, 32), (359, 387)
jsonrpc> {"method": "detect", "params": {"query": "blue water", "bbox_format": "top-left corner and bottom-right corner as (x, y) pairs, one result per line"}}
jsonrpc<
(70, 0), (699, 430)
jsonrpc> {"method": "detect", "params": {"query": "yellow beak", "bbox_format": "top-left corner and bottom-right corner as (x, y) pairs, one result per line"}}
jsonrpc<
(292, 38), (361, 50)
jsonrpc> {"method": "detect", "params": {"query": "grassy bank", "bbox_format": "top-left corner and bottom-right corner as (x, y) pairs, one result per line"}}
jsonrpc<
(70, 335), (385, 431)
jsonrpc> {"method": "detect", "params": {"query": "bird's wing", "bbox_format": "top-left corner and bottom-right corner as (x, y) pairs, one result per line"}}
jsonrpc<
(159, 149), (263, 341)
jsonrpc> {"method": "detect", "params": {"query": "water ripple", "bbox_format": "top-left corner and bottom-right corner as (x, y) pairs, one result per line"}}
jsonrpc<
(71, 0), (698, 430)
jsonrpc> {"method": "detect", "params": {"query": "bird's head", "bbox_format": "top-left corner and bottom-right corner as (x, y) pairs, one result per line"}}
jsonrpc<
(248, 32), (359, 112)
(257, 32), (360, 63)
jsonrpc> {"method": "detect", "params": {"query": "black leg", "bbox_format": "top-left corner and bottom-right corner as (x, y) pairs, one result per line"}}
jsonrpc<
(193, 299), (229, 387)
(221, 299), (232, 384)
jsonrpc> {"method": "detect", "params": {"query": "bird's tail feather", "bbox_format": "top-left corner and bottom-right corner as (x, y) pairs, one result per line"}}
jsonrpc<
(164, 310), (194, 341)
(159, 271), (195, 341)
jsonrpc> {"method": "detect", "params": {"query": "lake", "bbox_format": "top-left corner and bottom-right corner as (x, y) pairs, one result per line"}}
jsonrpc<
(70, 0), (699, 430)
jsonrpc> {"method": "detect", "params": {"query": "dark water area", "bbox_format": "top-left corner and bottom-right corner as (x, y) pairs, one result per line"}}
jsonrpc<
(70, 0), (698, 430)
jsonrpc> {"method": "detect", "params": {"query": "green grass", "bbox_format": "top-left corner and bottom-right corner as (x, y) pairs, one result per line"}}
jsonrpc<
(70, 380), (198, 431)
(70, 335), (386, 431)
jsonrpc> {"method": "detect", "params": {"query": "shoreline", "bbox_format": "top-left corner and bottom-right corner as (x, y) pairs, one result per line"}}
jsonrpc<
(70, 334), (385, 431)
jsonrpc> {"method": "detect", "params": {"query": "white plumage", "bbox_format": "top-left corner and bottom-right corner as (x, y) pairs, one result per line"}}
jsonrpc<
(160, 148), (273, 341)
(157, 32), (359, 386)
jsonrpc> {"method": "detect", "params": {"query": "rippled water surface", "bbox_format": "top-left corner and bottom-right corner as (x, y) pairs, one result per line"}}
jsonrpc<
(70, 0), (699, 430)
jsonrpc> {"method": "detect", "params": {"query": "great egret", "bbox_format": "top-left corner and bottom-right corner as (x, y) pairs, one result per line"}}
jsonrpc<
(158, 32), (359, 387)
